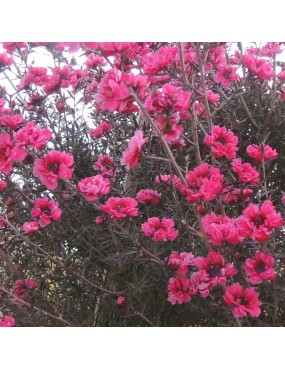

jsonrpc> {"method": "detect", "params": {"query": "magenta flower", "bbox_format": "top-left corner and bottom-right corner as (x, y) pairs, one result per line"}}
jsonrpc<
(181, 163), (224, 203)
(0, 133), (27, 175)
(141, 217), (178, 242)
(117, 296), (126, 305)
(236, 200), (284, 242)
(220, 186), (253, 204)
(31, 197), (62, 228)
(202, 212), (242, 246)
(121, 130), (148, 170)
(90, 121), (112, 138)
(93, 156), (115, 177)
(167, 276), (197, 305)
(136, 189), (161, 205)
(246, 144), (277, 163)
(214, 65), (239, 89)
(194, 251), (237, 293)
(168, 252), (196, 275)
(77, 175), (111, 202)
(22, 221), (40, 234)
(142, 46), (177, 76)
(0, 315), (16, 327)
(231, 159), (259, 185)
(224, 283), (261, 318)
(145, 83), (191, 119)
(12, 279), (38, 304)
(155, 113), (184, 144)
(204, 125), (238, 160)
(244, 251), (276, 285)
(96, 68), (132, 112)
(0, 114), (26, 130)
(0, 53), (13, 68)
(33, 150), (74, 190)
(0, 180), (7, 191)
(15, 121), (52, 150)
(101, 197), (138, 220)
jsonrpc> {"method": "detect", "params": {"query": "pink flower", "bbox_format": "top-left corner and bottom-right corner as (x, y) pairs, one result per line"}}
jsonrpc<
(241, 55), (274, 80)
(155, 113), (184, 144)
(96, 68), (132, 112)
(202, 213), (242, 246)
(141, 217), (178, 242)
(22, 221), (40, 234)
(168, 251), (196, 275)
(0, 180), (7, 191)
(194, 251), (237, 290)
(246, 144), (277, 163)
(220, 186), (253, 204)
(0, 114), (26, 130)
(206, 90), (220, 105)
(85, 54), (106, 69)
(101, 197), (138, 220)
(2, 42), (26, 54)
(236, 200), (284, 242)
(93, 156), (115, 177)
(18, 67), (48, 90)
(224, 283), (261, 318)
(117, 296), (126, 305)
(15, 121), (52, 150)
(90, 121), (112, 138)
(208, 46), (227, 69)
(136, 189), (161, 205)
(55, 99), (65, 112)
(0, 315), (16, 327)
(31, 197), (62, 227)
(145, 83), (191, 119)
(260, 42), (282, 57)
(141, 46), (178, 76)
(181, 163), (224, 203)
(214, 65), (239, 89)
(121, 130), (148, 170)
(33, 150), (74, 190)
(231, 159), (259, 185)
(168, 276), (197, 305)
(98, 42), (138, 56)
(244, 251), (276, 285)
(155, 174), (181, 187)
(95, 216), (104, 225)
(12, 279), (37, 304)
(0, 53), (13, 68)
(77, 175), (110, 202)
(0, 133), (27, 175)
(43, 66), (80, 94)
(204, 125), (238, 160)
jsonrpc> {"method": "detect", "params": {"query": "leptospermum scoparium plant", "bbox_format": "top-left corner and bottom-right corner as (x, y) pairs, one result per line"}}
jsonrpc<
(0, 42), (285, 327)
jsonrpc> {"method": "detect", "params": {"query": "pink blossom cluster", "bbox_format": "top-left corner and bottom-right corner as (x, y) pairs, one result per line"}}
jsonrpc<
(236, 200), (283, 242)
(241, 54), (275, 80)
(141, 217), (178, 242)
(77, 175), (111, 201)
(90, 121), (112, 138)
(136, 189), (161, 205)
(202, 212), (241, 246)
(246, 144), (278, 163)
(179, 163), (224, 203)
(101, 197), (138, 220)
(121, 130), (148, 170)
(93, 156), (115, 177)
(204, 125), (238, 159)
(33, 150), (74, 190)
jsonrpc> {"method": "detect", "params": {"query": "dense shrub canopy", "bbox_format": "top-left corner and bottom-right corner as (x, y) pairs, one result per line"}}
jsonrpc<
(0, 42), (285, 327)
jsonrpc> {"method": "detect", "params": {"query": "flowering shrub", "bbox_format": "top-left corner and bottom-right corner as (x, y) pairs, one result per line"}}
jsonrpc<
(0, 42), (285, 327)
